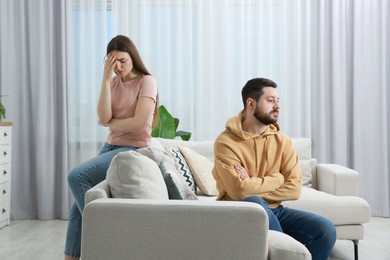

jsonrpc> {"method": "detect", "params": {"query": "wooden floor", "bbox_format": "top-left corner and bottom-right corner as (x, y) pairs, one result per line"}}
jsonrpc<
(0, 217), (389, 260)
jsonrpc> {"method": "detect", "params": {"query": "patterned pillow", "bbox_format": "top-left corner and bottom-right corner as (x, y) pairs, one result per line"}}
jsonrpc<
(159, 161), (198, 200)
(166, 148), (197, 192)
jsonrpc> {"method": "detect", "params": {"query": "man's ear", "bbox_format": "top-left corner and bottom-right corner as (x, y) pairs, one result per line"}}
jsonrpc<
(246, 98), (256, 112)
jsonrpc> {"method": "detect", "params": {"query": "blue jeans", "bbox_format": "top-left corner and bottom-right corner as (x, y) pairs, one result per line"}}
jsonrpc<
(242, 196), (336, 260)
(64, 143), (138, 257)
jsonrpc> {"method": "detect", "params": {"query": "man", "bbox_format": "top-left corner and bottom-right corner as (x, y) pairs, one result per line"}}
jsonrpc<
(212, 78), (336, 260)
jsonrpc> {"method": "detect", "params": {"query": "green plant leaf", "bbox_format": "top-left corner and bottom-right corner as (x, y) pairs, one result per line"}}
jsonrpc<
(173, 118), (179, 132)
(151, 105), (176, 139)
(175, 130), (192, 141)
(0, 102), (6, 120)
(151, 105), (192, 141)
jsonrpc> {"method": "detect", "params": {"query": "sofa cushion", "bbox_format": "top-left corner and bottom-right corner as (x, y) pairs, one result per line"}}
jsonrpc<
(291, 138), (312, 186)
(106, 151), (169, 199)
(282, 186), (370, 225)
(159, 161), (198, 200)
(178, 146), (218, 196)
(150, 137), (165, 150)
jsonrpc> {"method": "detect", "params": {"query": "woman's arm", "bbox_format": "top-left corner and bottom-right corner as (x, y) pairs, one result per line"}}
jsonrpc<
(97, 53), (116, 124)
(100, 96), (156, 133)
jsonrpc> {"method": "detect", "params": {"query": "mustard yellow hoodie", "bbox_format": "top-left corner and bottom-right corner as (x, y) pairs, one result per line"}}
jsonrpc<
(212, 113), (302, 208)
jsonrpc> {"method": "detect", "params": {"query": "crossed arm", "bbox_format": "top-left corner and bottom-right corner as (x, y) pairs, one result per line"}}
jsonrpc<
(98, 96), (155, 133)
(213, 141), (301, 202)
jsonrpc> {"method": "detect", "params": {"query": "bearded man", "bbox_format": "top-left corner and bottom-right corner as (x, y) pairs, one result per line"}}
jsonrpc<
(212, 78), (336, 260)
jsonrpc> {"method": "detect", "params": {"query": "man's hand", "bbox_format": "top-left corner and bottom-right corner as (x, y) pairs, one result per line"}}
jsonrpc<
(235, 164), (250, 180)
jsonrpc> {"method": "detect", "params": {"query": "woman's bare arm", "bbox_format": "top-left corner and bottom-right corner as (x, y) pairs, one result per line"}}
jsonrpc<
(99, 96), (155, 133)
(97, 53), (117, 124)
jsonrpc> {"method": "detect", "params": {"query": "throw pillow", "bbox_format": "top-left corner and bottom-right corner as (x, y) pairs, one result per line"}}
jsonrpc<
(178, 146), (218, 196)
(106, 150), (169, 199)
(159, 161), (198, 200)
(166, 148), (197, 192)
(158, 161), (182, 200)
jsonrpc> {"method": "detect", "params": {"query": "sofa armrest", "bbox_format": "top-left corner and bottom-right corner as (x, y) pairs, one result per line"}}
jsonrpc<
(316, 164), (359, 196)
(268, 231), (311, 260)
(82, 199), (269, 260)
(84, 180), (111, 205)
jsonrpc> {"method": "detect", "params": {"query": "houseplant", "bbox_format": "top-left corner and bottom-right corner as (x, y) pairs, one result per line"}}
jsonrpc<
(151, 105), (191, 141)
(0, 101), (6, 121)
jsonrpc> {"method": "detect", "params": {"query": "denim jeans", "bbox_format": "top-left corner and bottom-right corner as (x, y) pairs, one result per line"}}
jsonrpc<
(64, 143), (138, 257)
(242, 196), (336, 260)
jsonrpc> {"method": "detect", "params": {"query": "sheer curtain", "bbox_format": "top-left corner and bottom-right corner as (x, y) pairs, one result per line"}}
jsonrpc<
(136, 0), (313, 140)
(313, 0), (390, 216)
(67, 0), (390, 217)
(66, 0), (111, 169)
(0, 0), (69, 219)
(66, 0), (313, 167)
(1, 0), (387, 220)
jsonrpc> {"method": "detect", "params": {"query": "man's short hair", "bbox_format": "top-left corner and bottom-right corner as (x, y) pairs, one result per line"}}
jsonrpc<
(241, 78), (277, 108)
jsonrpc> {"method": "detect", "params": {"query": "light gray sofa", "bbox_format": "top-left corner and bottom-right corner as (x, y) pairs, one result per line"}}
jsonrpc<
(82, 137), (370, 260)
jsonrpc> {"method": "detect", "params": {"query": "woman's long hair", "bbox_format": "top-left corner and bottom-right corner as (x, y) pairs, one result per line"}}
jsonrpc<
(107, 35), (159, 129)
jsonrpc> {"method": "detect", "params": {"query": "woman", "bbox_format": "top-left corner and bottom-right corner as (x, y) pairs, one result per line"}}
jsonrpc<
(64, 35), (158, 260)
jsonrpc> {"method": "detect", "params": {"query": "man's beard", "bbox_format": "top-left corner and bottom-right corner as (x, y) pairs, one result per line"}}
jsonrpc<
(254, 107), (279, 125)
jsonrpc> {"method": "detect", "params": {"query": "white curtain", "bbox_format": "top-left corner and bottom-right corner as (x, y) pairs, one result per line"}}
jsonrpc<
(313, 0), (390, 217)
(66, 0), (111, 169)
(1, 0), (388, 220)
(67, 0), (390, 217)
(66, 0), (313, 165)
(0, 0), (69, 219)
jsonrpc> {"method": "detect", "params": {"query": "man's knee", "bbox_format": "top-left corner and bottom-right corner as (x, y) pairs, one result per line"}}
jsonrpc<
(241, 196), (268, 206)
(320, 217), (337, 246)
(241, 196), (283, 232)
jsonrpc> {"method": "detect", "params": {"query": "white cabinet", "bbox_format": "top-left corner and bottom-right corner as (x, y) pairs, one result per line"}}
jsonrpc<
(0, 123), (12, 229)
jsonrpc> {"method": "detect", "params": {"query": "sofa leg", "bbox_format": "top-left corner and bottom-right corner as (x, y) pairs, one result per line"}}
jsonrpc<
(352, 239), (359, 260)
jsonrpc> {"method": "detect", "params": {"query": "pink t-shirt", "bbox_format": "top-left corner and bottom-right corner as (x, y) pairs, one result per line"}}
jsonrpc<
(106, 74), (157, 147)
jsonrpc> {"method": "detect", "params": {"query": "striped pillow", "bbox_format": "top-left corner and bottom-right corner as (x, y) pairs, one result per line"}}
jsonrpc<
(166, 148), (197, 193)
